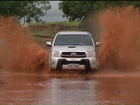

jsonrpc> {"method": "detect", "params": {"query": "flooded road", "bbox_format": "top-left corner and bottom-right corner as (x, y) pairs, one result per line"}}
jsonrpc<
(1, 6), (140, 105)
(0, 72), (140, 104)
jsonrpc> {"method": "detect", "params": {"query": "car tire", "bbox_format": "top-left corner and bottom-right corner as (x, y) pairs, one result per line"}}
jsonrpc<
(85, 59), (91, 72)
(56, 60), (62, 70)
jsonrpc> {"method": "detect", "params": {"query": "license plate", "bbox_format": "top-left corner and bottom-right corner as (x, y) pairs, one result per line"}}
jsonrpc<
(68, 64), (79, 68)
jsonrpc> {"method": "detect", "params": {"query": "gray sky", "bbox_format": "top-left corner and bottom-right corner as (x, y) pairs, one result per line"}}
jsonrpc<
(40, 1), (68, 22)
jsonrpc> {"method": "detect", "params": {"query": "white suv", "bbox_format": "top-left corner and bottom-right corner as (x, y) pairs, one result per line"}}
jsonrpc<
(46, 31), (101, 71)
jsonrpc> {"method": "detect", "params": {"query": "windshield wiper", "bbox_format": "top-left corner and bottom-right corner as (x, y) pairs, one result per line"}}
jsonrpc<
(68, 43), (85, 45)
(55, 44), (68, 45)
(55, 43), (85, 46)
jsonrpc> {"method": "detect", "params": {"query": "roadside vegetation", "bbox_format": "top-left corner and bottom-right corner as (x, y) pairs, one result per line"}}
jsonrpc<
(0, 1), (51, 23)
(0, 1), (139, 45)
(58, 1), (140, 42)
(28, 21), (80, 45)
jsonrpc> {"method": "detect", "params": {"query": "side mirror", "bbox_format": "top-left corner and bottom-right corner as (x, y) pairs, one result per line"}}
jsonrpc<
(46, 41), (52, 47)
(96, 42), (101, 47)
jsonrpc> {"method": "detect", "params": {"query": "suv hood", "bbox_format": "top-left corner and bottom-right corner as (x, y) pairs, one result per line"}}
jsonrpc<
(52, 46), (95, 52)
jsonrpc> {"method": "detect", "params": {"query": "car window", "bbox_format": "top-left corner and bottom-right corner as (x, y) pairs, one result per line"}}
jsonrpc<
(54, 34), (94, 46)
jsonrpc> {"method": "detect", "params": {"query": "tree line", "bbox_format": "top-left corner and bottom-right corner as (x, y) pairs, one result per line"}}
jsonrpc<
(0, 1), (51, 23)
(58, 1), (140, 30)
(0, 1), (140, 26)
(59, 1), (140, 21)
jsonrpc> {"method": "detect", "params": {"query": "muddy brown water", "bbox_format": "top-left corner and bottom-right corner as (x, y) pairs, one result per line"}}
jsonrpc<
(0, 71), (140, 105)
(1, 6), (140, 104)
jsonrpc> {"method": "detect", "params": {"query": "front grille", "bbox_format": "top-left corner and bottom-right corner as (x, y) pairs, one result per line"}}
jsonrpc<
(61, 52), (86, 58)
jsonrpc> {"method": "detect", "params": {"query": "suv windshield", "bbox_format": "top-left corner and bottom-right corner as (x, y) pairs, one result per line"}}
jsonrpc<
(54, 34), (94, 46)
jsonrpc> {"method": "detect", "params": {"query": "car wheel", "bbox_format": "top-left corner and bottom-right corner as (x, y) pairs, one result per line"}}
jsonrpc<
(56, 60), (62, 70)
(85, 59), (91, 72)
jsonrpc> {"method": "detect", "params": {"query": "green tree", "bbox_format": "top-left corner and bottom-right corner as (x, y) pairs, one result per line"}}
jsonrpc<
(131, 1), (140, 8)
(58, 1), (96, 21)
(59, 1), (139, 31)
(0, 1), (51, 23)
(59, 1), (135, 21)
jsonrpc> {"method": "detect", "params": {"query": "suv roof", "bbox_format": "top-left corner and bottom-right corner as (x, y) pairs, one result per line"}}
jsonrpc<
(57, 31), (89, 35)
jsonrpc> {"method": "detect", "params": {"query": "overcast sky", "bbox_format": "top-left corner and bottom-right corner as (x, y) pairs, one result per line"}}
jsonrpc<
(40, 1), (68, 22)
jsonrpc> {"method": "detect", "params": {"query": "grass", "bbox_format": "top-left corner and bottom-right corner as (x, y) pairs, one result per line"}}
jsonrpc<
(33, 37), (53, 45)
(29, 21), (80, 27)
(29, 21), (80, 39)
(32, 30), (55, 37)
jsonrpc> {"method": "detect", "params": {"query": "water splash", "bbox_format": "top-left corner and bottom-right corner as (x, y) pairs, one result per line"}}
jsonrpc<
(98, 6), (140, 71)
(0, 17), (48, 72)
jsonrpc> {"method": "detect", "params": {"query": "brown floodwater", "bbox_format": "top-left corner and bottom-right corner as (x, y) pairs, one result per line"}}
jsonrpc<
(0, 72), (140, 105)
(1, 6), (140, 105)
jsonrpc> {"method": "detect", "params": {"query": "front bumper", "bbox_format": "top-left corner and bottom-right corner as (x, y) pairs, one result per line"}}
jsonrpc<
(49, 56), (98, 70)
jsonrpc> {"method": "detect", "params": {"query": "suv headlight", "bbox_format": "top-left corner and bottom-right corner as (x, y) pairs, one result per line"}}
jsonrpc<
(87, 51), (96, 57)
(51, 51), (61, 57)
